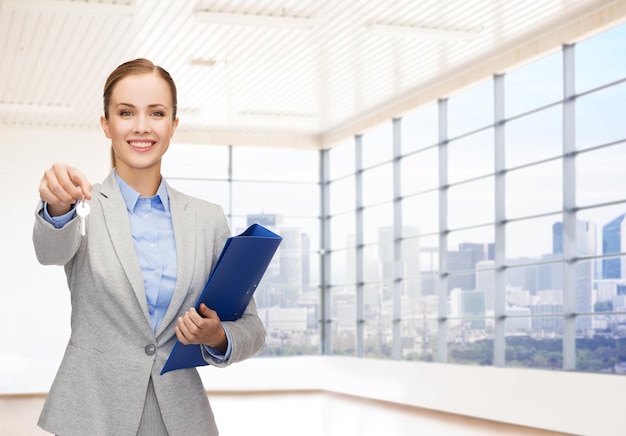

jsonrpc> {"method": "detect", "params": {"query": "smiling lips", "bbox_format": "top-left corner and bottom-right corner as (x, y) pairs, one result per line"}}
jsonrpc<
(128, 140), (155, 150)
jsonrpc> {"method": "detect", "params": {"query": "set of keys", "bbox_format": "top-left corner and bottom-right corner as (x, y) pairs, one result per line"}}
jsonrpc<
(76, 197), (91, 236)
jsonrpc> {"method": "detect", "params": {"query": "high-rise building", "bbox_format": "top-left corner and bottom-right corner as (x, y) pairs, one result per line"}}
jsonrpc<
(553, 222), (563, 254)
(602, 213), (626, 279)
(245, 214), (306, 309)
(447, 243), (494, 292)
(552, 220), (596, 333)
(450, 289), (485, 329)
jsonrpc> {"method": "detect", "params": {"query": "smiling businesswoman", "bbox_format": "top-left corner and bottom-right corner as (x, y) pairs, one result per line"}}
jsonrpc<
(32, 58), (265, 436)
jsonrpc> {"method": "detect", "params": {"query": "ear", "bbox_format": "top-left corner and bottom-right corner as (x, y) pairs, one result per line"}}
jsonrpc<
(100, 115), (112, 138)
(170, 117), (179, 138)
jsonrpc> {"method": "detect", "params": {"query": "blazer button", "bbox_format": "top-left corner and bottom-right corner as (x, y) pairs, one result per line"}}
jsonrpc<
(145, 344), (156, 356)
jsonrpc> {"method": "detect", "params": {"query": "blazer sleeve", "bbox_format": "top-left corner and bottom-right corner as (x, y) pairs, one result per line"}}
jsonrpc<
(32, 201), (82, 266)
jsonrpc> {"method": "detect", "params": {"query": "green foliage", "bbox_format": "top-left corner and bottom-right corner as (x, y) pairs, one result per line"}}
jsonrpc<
(448, 336), (626, 373)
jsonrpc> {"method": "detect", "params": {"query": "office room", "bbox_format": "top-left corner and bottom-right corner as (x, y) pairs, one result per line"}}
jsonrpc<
(1, 1), (626, 435)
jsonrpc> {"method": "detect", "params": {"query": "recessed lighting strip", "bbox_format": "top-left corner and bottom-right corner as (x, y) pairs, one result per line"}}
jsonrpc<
(1, 0), (136, 16)
(367, 23), (482, 42)
(0, 103), (74, 114)
(195, 11), (318, 29)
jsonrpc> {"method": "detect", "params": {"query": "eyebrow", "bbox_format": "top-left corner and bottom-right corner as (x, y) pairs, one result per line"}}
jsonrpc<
(115, 103), (168, 109)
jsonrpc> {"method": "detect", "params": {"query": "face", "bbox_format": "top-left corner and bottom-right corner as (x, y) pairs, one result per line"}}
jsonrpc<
(100, 73), (178, 176)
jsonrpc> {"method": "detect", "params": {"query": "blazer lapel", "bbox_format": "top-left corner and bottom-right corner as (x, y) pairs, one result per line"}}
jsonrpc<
(98, 173), (152, 328)
(156, 184), (197, 338)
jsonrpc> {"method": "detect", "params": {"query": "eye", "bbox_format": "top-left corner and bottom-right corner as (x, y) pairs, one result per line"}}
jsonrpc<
(151, 111), (165, 118)
(119, 110), (133, 117)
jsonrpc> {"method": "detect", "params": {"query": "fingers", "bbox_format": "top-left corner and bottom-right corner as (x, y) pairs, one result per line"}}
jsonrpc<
(176, 308), (202, 345)
(39, 163), (93, 214)
(198, 303), (219, 320)
(175, 306), (222, 346)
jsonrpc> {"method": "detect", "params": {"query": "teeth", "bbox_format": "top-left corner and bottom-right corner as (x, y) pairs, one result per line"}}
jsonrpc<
(129, 141), (152, 148)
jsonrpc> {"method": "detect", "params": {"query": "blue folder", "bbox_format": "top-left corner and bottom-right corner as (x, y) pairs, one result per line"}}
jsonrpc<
(161, 223), (282, 375)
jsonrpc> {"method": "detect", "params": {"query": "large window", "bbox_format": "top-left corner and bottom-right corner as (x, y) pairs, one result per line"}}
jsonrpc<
(164, 22), (626, 374)
(324, 21), (626, 373)
(164, 144), (321, 357)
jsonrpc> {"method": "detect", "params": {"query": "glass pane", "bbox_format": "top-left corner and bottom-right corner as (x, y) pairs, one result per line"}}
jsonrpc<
(328, 139), (355, 180)
(448, 78), (494, 138)
(306, 252), (321, 288)
(400, 146), (439, 195)
(576, 142), (626, 207)
(413, 289), (439, 318)
(362, 121), (393, 168)
(364, 281), (387, 314)
(329, 248), (355, 285)
(595, 266), (626, 309)
(410, 235), (440, 297)
(364, 317), (393, 359)
(164, 143), (229, 179)
(506, 215), (562, 261)
(448, 322), (493, 366)
(363, 244), (392, 283)
(329, 317), (356, 356)
(166, 179), (230, 214)
(505, 105), (562, 169)
(232, 181), (318, 216)
(401, 319), (438, 362)
(576, 316), (626, 374)
(401, 103), (439, 154)
(448, 178), (494, 229)
(447, 271), (476, 293)
(446, 246), (493, 297)
(601, 252), (626, 283)
(257, 304), (319, 357)
(506, 328), (562, 370)
(401, 191), (438, 236)
(506, 263), (563, 300)
(447, 227), (494, 269)
(475, 268), (495, 314)
(362, 203), (393, 245)
(448, 128), (494, 184)
(329, 175), (355, 215)
(505, 51), (563, 118)
(577, 204), (626, 279)
(506, 159), (562, 220)
(232, 146), (319, 182)
(574, 260), (594, 333)
(329, 212), (355, 250)
(401, 237), (421, 280)
(576, 22), (626, 93)
(505, 307), (532, 335)
(331, 285), (356, 319)
(576, 81), (626, 150)
(362, 162), (393, 206)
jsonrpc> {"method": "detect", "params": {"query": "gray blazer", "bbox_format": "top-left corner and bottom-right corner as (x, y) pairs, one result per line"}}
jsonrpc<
(33, 172), (265, 436)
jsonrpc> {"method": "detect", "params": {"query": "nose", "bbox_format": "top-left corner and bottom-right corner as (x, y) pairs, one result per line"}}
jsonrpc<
(133, 113), (151, 134)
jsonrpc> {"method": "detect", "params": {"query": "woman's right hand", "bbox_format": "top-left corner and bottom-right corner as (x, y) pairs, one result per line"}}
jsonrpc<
(39, 163), (92, 217)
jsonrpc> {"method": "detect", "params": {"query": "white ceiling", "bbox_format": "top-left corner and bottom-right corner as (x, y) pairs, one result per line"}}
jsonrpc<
(0, 0), (624, 149)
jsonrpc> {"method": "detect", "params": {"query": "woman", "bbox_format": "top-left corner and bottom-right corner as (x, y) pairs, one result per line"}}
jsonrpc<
(33, 58), (265, 435)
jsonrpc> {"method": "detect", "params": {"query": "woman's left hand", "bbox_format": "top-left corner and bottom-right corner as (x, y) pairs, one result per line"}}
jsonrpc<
(175, 303), (228, 353)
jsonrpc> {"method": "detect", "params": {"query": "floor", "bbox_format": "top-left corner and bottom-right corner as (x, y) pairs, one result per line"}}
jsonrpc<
(0, 391), (572, 436)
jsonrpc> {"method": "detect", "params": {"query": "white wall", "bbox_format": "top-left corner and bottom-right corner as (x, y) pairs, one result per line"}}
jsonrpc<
(2, 127), (624, 436)
(0, 127), (109, 392)
(201, 356), (624, 436)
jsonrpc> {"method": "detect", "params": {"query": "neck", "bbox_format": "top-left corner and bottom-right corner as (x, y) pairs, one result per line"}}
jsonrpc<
(116, 165), (161, 197)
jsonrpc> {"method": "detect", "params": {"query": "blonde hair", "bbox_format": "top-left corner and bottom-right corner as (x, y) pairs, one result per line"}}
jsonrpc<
(103, 58), (178, 168)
